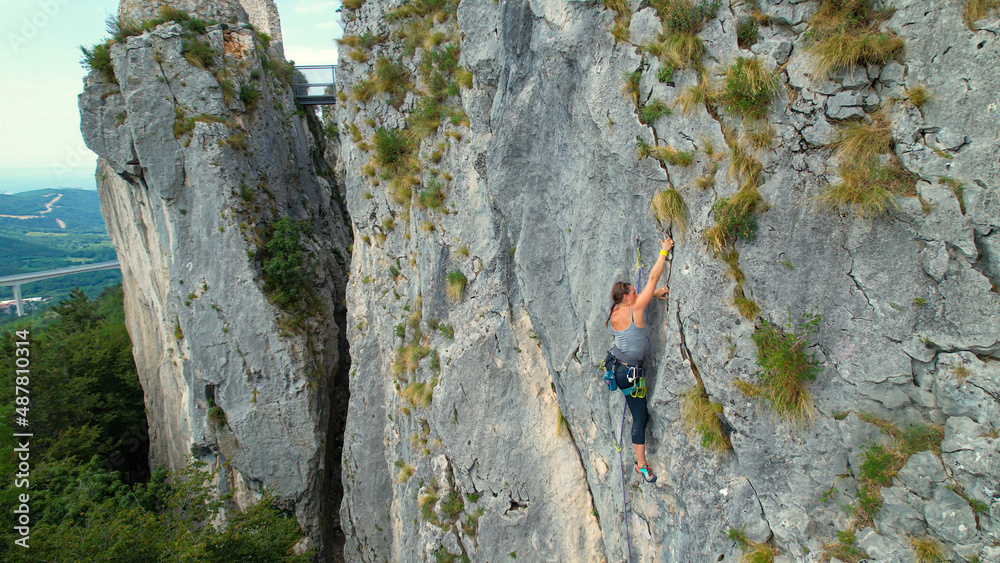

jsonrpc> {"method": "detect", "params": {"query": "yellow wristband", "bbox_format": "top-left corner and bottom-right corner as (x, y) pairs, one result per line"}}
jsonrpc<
(660, 249), (669, 257)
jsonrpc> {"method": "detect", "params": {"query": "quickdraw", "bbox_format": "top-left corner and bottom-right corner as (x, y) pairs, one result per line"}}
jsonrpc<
(627, 369), (646, 399)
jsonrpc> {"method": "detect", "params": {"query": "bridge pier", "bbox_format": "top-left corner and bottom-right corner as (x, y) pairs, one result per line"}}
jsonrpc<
(0, 260), (122, 318)
(13, 284), (23, 317)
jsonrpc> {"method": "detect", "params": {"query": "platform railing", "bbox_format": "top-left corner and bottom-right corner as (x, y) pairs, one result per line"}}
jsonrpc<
(293, 65), (337, 105)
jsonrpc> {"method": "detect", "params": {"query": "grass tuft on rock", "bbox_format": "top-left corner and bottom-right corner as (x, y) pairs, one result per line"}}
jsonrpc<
(805, 0), (902, 76)
(401, 379), (436, 408)
(555, 407), (569, 437)
(623, 70), (642, 106)
(743, 124), (775, 153)
(648, 0), (721, 67)
(392, 338), (431, 378)
(682, 385), (731, 452)
(418, 179), (447, 209)
(645, 32), (705, 72)
(833, 112), (892, 162)
(396, 460), (415, 482)
(651, 189), (687, 235)
(604, 0), (632, 43)
(638, 140), (695, 167)
(822, 531), (869, 563)
(906, 85), (931, 109)
(638, 99), (672, 125)
(182, 37), (216, 69)
(418, 489), (439, 521)
(852, 414), (943, 525)
(675, 71), (719, 113)
(816, 157), (915, 219)
(909, 536), (945, 563)
(374, 127), (419, 202)
(964, 0), (999, 29)
(733, 293), (761, 321)
(728, 142), (763, 191)
(725, 527), (779, 563)
(446, 269), (467, 301)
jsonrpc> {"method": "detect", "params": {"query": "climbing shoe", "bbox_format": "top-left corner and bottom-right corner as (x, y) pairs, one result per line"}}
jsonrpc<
(635, 463), (657, 483)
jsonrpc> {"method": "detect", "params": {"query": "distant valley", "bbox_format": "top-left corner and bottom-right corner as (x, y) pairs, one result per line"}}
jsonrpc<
(0, 188), (120, 316)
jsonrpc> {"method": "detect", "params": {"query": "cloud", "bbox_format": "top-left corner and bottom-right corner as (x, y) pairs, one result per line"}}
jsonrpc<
(292, 0), (341, 14)
(283, 46), (340, 65)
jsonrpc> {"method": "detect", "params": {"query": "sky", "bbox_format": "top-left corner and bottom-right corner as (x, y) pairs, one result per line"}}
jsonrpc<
(0, 0), (343, 193)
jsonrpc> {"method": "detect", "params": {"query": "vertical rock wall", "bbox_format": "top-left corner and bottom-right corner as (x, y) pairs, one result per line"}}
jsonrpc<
(337, 0), (1000, 561)
(80, 1), (350, 557)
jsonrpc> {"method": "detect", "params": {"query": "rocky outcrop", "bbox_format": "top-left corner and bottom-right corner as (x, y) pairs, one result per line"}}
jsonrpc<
(79, 0), (349, 558)
(119, 0), (282, 44)
(336, 0), (999, 561)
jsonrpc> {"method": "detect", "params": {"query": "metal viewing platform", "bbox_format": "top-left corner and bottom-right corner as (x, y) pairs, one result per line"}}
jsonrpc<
(294, 65), (338, 105)
(0, 260), (121, 317)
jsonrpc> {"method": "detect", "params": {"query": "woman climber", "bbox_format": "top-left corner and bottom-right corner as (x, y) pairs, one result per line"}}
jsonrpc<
(605, 236), (673, 483)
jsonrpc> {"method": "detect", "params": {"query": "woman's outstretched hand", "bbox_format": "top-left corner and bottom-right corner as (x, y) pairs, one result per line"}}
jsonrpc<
(654, 286), (669, 300)
(660, 237), (674, 254)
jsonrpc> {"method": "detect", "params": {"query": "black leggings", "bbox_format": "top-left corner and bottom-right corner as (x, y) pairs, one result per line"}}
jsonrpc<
(615, 365), (648, 445)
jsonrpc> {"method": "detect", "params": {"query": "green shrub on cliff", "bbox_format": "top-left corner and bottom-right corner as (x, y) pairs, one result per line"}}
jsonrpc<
(258, 217), (318, 318)
(108, 7), (215, 43)
(80, 42), (117, 83)
(734, 313), (821, 424)
(721, 57), (779, 121)
(374, 128), (420, 206)
(852, 415), (943, 526)
(182, 37), (217, 69)
(725, 527), (779, 563)
(703, 190), (762, 253)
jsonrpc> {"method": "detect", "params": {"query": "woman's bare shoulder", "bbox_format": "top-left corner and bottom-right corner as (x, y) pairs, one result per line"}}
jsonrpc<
(609, 308), (627, 331)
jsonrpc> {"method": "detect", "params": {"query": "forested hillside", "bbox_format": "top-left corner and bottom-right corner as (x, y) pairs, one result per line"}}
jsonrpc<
(0, 288), (309, 561)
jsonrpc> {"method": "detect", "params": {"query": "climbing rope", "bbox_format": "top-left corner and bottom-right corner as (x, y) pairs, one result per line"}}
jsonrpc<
(614, 400), (633, 562)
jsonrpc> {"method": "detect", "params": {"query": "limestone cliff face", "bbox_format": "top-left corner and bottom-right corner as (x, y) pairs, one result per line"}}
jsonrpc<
(337, 0), (1000, 561)
(79, 0), (350, 557)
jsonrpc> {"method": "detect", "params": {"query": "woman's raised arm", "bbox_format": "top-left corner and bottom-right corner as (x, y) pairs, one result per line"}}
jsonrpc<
(633, 237), (673, 311)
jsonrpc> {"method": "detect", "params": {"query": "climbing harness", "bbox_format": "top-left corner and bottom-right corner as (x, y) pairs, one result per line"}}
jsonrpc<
(610, 347), (647, 399)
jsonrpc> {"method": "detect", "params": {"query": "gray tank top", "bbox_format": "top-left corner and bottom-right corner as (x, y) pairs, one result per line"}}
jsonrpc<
(611, 307), (649, 360)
